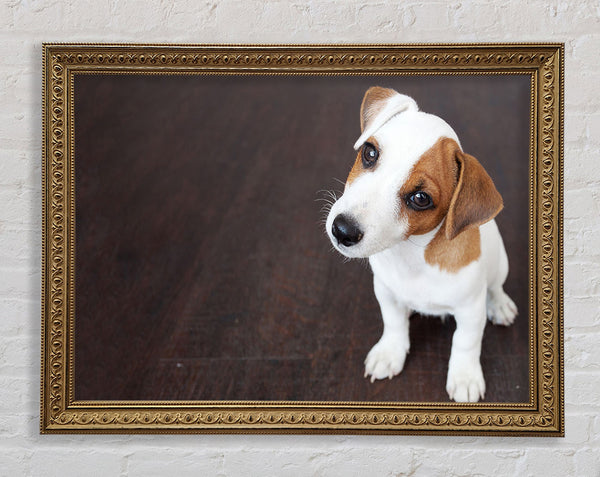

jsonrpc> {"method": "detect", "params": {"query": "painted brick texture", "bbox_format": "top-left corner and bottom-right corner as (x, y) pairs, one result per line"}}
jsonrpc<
(1, 0), (599, 475)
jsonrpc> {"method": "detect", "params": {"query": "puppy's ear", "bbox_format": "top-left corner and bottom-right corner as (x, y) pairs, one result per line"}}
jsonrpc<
(360, 87), (398, 132)
(445, 150), (503, 240)
(354, 87), (418, 150)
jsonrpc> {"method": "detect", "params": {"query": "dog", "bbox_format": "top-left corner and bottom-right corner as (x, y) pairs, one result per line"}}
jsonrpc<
(325, 87), (517, 402)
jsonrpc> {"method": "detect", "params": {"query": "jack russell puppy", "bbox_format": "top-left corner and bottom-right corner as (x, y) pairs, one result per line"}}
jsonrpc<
(325, 87), (517, 403)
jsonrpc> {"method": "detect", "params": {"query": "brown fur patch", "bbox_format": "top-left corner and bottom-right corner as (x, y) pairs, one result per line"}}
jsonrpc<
(425, 226), (481, 273)
(398, 137), (460, 237)
(398, 137), (501, 272)
(444, 149), (503, 240)
(360, 87), (397, 132)
(346, 136), (380, 186)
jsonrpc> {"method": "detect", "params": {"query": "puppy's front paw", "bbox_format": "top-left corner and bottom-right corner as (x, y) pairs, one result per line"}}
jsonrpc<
(446, 361), (485, 403)
(487, 289), (518, 326)
(364, 337), (408, 383)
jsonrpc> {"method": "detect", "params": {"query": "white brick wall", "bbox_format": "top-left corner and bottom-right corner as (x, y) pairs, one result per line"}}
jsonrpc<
(1, 0), (599, 475)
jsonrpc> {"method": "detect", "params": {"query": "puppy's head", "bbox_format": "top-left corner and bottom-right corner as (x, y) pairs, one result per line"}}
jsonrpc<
(326, 87), (503, 259)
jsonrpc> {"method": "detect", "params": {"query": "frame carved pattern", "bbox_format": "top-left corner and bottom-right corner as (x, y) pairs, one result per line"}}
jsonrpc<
(41, 44), (563, 435)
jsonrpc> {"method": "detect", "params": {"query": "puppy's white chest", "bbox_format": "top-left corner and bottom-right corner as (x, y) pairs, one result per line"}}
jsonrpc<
(369, 245), (479, 315)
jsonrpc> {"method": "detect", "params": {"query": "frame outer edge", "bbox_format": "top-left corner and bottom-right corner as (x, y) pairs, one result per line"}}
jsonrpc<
(40, 44), (47, 433)
(40, 43), (564, 435)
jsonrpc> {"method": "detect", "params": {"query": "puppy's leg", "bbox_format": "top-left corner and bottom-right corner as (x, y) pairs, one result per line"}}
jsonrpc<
(486, 285), (518, 326)
(364, 276), (410, 382)
(485, 229), (517, 326)
(446, 291), (487, 402)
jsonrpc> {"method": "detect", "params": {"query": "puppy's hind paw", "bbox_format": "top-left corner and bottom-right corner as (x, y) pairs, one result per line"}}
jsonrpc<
(364, 338), (408, 383)
(487, 289), (518, 326)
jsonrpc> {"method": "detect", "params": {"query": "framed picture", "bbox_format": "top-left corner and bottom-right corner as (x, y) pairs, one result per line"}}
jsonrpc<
(41, 44), (563, 435)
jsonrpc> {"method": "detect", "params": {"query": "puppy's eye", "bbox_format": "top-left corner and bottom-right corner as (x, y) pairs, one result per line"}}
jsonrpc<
(361, 142), (379, 168)
(407, 191), (433, 211)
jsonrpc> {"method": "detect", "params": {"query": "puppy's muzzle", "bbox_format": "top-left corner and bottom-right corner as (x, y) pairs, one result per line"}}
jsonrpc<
(331, 214), (363, 247)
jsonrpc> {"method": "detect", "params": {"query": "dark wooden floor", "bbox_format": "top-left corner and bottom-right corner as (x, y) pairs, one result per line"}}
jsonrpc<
(74, 73), (531, 403)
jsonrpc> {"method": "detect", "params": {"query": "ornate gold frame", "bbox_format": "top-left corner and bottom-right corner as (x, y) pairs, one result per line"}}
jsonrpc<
(41, 44), (563, 435)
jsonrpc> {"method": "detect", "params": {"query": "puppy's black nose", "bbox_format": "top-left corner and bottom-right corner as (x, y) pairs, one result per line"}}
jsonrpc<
(332, 214), (363, 247)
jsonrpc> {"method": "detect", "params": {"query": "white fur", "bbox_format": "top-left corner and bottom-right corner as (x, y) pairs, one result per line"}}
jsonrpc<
(326, 91), (517, 403)
(354, 93), (419, 150)
(326, 111), (460, 259)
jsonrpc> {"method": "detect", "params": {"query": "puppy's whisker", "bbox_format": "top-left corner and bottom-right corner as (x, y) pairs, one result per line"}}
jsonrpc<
(315, 196), (332, 203)
(317, 200), (335, 208)
(325, 189), (340, 200)
(316, 188), (339, 198)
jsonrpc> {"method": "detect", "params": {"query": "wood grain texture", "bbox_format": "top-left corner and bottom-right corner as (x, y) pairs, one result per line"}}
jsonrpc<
(74, 73), (530, 403)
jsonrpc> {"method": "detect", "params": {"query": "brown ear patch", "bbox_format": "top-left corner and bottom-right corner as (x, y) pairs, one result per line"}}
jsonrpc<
(360, 87), (397, 133)
(346, 136), (380, 186)
(444, 149), (503, 240)
(425, 226), (481, 273)
(398, 136), (500, 273)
